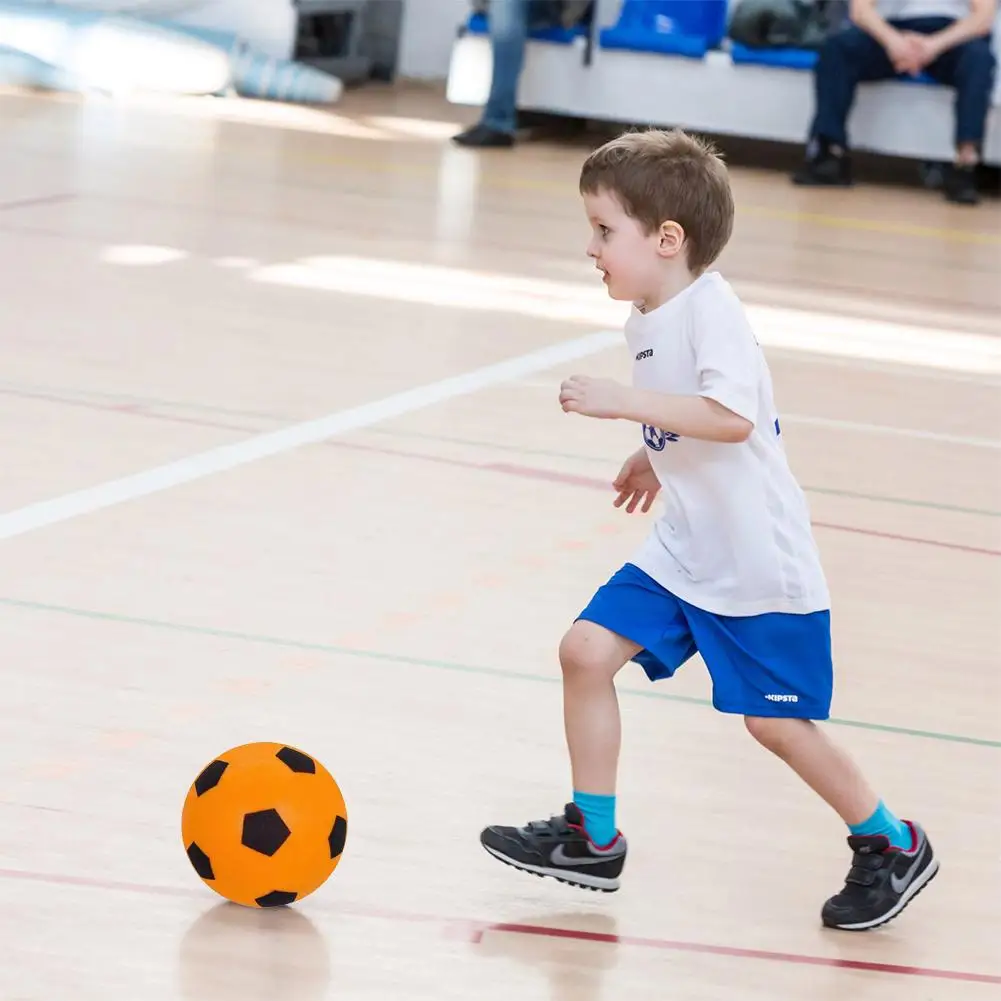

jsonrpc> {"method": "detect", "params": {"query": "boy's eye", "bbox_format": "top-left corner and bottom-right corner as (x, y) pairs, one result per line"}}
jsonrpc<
(599, 225), (610, 236)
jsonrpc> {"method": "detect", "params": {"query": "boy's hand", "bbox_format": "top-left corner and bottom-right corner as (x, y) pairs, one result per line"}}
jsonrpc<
(613, 449), (661, 514)
(559, 375), (630, 419)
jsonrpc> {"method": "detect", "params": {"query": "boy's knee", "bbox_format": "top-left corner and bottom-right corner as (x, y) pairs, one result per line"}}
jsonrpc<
(558, 622), (628, 683)
(744, 715), (803, 755)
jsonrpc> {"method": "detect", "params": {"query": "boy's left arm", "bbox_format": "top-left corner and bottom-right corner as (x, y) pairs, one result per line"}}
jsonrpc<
(559, 377), (752, 443)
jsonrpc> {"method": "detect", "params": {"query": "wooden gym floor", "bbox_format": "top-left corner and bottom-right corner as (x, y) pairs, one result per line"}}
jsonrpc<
(0, 83), (998, 1001)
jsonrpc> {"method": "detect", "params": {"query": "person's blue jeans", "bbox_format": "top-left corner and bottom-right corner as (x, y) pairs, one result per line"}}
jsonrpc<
(810, 18), (996, 149)
(480, 0), (557, 133)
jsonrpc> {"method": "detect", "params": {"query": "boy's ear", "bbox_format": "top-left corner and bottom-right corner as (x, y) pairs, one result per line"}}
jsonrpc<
(657, 221), (685, 259)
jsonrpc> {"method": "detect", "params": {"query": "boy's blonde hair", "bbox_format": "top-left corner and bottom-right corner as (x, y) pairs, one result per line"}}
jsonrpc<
(579, 129), (734, 273)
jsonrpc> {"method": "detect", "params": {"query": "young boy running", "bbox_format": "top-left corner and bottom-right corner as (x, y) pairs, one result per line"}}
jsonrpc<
(479, 128), (938, 931)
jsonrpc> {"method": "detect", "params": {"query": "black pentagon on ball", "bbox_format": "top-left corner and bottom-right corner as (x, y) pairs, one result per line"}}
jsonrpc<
(275, 746), (316, 774)
(194, 759), (228, 796)
(256, 890), (298, 907)
(186, 842), (215, 880)
(242, 809), (291, 857)
(328, 815), (347, 860)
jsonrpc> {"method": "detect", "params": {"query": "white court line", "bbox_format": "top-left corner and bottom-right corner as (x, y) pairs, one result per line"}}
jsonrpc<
(782, 413), (1001, 450)
(0, 330), (620, 541)
(513, 379), (1000, 450)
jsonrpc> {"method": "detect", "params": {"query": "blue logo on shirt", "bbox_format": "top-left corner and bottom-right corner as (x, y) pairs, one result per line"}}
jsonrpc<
(643, 424), (679, 450)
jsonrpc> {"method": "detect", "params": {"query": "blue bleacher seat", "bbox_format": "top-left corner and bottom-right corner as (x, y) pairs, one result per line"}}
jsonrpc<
(729, 42), (818, 69)
(465, 11), (587, 45)
(599, 0), (729, 58)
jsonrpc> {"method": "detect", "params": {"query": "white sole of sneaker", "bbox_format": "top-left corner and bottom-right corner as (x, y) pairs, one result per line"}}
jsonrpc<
(827, 856), (940, 931)
(481, 843), (621, 892)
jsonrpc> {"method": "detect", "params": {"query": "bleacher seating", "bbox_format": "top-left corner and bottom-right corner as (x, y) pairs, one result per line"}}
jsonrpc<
(599, 0), (728, 59)
(728, 42), (820, 69)
(446, 0), (1001, 166)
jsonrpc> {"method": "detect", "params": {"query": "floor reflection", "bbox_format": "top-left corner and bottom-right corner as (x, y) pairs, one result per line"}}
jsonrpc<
(177, 902), (331, 1001)
(476, 911), (620, 1001)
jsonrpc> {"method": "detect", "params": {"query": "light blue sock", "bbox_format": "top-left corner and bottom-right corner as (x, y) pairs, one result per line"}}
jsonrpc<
(573, 790), (617, 847)
(849, 800), (911, 849)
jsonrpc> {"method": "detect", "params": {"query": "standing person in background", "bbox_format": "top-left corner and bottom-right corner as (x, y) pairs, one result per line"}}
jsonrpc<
(452, 0), (589, 147)
(793, 0), (997, 204)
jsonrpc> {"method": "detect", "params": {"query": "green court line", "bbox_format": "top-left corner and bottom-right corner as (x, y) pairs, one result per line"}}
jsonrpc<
(2, 597), (997, 749)
(803, 485), (1000, 519)
(369, 429), (1001, 518)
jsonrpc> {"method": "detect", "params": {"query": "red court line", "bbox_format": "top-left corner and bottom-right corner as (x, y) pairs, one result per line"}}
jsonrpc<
(810, 521), (1000, 557)
(1, 387), (995, 557)
(484, 463), (1001, 557)
(482, 922), (1001, 984)
(0, 867), (997, 985)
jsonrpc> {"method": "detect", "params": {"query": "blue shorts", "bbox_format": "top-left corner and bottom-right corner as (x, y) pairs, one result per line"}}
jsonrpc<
(577, 564), (833, 719)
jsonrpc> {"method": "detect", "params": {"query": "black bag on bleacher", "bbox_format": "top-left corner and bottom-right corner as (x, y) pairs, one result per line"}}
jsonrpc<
(727, 0), (847, 50)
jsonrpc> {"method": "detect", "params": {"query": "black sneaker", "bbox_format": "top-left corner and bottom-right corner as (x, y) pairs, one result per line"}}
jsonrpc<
(451, 124), (515, 148)
(792, 139), (853, 187)
(822, 821), (939, 931)
(943, 163), (980, 205)
(480, 803), (626, 892)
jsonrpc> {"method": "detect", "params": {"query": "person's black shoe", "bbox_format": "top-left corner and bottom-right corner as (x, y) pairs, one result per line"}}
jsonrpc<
(480, 803), (626, 892)
(943, 163), (980, 205)
(792, 140), (853, 187)
(452, 124), (515, 148)
(822, 821), (939, 931)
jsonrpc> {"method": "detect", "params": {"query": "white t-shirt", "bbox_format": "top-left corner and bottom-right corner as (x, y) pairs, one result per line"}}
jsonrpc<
(624, 271), (831, 618)
(876, 0), (971, 20)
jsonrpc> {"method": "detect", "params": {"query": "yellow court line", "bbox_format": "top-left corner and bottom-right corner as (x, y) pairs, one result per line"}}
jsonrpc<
(4, 85), (997, 248)
(297, 145), (1001, 247)
(739, 204), (1001, 246)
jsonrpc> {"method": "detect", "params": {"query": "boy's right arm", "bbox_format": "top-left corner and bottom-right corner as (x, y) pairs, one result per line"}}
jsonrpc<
(613, 448), (661, 514)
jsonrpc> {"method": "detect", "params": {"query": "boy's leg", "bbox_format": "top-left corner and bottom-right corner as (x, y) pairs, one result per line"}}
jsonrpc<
(685, 603), (938, 931)
(560, 620), (639, 799)
(480, 565), (695, 891)
(478, 621), (635, 892)
(745, 716), (938, 931)
(742, 716), (882, 829)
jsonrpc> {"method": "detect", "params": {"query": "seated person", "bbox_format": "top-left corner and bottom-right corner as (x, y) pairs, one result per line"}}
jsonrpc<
(452, 0), (565, 147)
(793, 0), (996, 204)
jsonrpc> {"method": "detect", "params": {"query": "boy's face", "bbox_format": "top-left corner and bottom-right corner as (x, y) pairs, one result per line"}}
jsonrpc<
(582, 188), (667, 305)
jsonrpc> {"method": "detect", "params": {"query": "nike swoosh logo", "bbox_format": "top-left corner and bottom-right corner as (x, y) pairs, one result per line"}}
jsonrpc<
(550, 845), (619, 867)
(889, 837), (926, 894)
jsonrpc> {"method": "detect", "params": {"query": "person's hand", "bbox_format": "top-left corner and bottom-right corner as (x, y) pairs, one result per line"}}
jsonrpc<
(613, 449), (661, 514)
(904, 32), (939, 69)
(559, 375), (630, 419)
(887, 31), (932, 74)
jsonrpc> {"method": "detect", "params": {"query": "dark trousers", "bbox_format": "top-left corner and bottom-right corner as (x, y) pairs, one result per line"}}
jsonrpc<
(810, 18), (997, 148)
